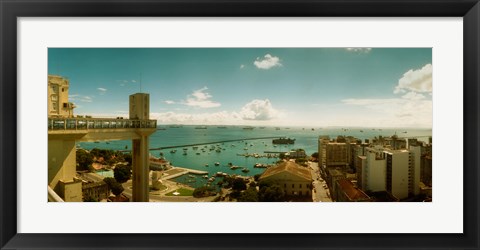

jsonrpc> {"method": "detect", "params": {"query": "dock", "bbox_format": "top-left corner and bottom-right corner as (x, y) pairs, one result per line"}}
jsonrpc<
(161, 167), (208, 180)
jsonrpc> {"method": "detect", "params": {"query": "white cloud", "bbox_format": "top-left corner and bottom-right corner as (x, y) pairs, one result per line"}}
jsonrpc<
(97, 88), (107, 95)
(131, 80), (137, 83)
(341, 97), (432, 128)
(240, 64), (245, 69)
(152, 111), (241, 125)
(253, 54), (282, 70)
(394, 64), (432, 94)
(183, 87), (221, 108)
(163, 100), (175, 105)
(345, 48), (372, 53)
(240, 99), (280, 120)
(69, 94), (93, 103)
(337, 62), (433, 128)
(401, 91), (425, 100)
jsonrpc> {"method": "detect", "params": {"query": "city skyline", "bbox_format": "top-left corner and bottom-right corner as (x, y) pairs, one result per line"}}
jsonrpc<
(48, 48), (432, 128)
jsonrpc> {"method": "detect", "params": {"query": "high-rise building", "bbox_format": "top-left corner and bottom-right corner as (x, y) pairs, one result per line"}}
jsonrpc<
(385, 150), (410, 199)
(325, 143), (349, 167)
(317, 136), (330, 168)
(362, 147), (387, 192)
(409, 145), (422, 196)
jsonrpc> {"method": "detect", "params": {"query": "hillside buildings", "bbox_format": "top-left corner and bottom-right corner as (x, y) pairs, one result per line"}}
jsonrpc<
(319, 134), (431, 201)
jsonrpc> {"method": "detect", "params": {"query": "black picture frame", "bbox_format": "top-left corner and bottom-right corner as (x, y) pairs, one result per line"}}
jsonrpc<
(1, 0), (478, 249)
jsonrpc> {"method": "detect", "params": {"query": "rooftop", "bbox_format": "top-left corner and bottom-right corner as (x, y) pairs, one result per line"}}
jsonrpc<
(260, 161), (312, 181)
(337, 179), (370, 201)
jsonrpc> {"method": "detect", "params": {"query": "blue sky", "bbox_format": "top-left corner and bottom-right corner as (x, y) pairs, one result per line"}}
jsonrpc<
(48, 48), (432, 128)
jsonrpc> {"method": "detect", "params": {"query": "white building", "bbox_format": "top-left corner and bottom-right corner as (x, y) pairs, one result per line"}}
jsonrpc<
(357, 146), (421, 200)
(362, 147), (387, 192)
(385, 150), (410, 199)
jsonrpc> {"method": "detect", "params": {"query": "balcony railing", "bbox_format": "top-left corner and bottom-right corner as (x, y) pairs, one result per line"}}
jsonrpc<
(48, 117), (157, 130)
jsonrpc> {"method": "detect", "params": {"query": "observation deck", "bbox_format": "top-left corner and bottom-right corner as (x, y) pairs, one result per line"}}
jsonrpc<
(48, 117), (157, 141)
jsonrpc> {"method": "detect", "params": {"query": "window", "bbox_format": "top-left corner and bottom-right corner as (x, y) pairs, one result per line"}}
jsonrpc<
(292, 184), (294, 188)
(299, 184), (302, 188)
(51, 95), (57, 101)
(61, 88), (64, 92)
(284, 184), (286, 188)
(52, 102), (57, 111)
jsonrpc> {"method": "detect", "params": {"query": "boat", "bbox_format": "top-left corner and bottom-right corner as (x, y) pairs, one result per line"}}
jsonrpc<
(259, 127), (266, 129)
(214, 162), (220, 166)
(157, 127), (166, 130)
(254, 163), (267, 168)
(192, 146), (198, 150)
(170, 150), (177, 153)
(272, 137), (296, 144)
(169, 125), (182, 128)
(196, 152), (201, 155)
(242, 126), (254, 130)
(94, 140), (100, 143)
(195, 126), (207, 129)
(275, 127), (280, 130)
(217, 126), (227, 128)
(183, 152), (187, 155)
(241, 168), (250, 173)
(204, 164), (209, 167)
(230, 165), (240, 170)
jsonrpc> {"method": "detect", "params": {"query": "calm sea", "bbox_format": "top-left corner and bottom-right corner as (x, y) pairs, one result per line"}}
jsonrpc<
(78, 126), (431, 188)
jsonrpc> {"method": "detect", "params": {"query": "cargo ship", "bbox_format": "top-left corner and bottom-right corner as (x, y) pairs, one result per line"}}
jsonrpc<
(272, 137), (295, 144)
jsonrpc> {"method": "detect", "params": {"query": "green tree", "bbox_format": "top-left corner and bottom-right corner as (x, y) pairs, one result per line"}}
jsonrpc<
(193, 186), (215, 198)
(103, 177), (124, 196)
(295, 157), (308, 166)
(123, 153), (132, 165)
(76, 149), (93, 171)
(259, 184), (285, 202)
(232, 178), (247, 191)
(238, 187), (259, 202)
(83, 195), (98, 202)
(258, 179), (276, 189)
(114, 164), (131, 183)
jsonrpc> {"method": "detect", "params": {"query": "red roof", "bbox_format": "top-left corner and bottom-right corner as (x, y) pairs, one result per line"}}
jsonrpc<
(337, 179), (370, 201)
(260, 161), (312, 181)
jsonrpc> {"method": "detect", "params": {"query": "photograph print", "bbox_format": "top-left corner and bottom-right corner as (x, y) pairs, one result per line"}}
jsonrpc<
(47, 48), (432, 203)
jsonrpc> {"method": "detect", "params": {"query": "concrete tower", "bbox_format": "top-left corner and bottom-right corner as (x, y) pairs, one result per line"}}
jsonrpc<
(130, 93), (150, 202)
